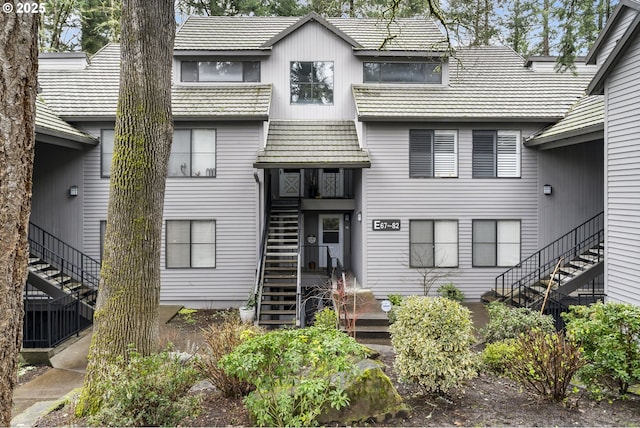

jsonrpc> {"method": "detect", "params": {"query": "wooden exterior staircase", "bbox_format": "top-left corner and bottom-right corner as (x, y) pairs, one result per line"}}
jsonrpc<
(256, 200), (301, 328)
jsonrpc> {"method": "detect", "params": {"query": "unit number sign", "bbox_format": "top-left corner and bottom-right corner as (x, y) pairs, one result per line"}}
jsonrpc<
(372, 219), (401, 231)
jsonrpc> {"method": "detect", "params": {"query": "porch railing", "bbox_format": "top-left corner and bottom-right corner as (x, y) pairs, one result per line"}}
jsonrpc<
(301, 245), (333, 278)
(23, 287), (91, 348)
(28, 222), (101, 291)
(495, 211), (604, 307)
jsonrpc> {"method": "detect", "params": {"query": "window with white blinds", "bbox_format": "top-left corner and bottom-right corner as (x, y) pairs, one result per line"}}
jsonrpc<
(472, 130), (521, 178)
(410, 220), (459, 267)
(409, 129), (457, 178)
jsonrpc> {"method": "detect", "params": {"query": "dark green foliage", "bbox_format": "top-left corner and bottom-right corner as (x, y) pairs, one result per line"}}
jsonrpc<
(219, 326), (368, 427)
(507, 329), (586, 402)
(88, 349), (200, 426)
(480, 301), (555, 343)
(436, 283), (465, 302)
(563, 302), (640, 397)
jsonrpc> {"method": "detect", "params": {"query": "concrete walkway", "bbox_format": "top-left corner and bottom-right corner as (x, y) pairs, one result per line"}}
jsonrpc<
(11, 305), (182, 427)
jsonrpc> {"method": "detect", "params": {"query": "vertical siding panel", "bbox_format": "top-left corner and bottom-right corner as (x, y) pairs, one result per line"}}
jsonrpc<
(604, 30), (640, 305)
(262, 22), (358, 120)
(362, 123), (541, 300)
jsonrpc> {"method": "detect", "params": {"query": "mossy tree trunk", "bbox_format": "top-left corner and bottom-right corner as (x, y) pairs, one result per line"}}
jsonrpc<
(0, 5), (38, 425)
(77, 0), (175, 416)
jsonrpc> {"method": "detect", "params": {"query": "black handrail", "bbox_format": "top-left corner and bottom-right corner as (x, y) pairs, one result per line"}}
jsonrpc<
(495, 211), (604, 306)
(28, 222), (101, 291)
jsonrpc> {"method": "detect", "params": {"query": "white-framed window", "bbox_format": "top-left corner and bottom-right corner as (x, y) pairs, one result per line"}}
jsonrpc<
(166, 220), (216, 268)
(409, 129), (458, 177)
(290, 61), (334, 105)
(410, 220), (458, 267)
(472, 220), (521, 267)
(101, 129), (216, 178)
(472, 130), (521, 178)
(364, 62), (442, 84)
(180, 61), (260, 82)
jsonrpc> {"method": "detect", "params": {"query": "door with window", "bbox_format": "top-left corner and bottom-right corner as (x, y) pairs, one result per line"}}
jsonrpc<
(318, 214), (343, 268)
(279, 169), (301, 197)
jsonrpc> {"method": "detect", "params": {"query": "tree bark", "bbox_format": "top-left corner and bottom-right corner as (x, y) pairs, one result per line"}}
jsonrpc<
(77, 0), (175, 415)
(0, 4), (38, 425)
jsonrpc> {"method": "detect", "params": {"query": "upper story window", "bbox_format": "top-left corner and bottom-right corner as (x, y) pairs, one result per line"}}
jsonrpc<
(101, 128), (216, 178)
(472, 130), (521, 178)
(364, 62), (442, 84)
(181, 61), (260, 82)
(290, 61), (334, 105)
(409, 129), (457, 178)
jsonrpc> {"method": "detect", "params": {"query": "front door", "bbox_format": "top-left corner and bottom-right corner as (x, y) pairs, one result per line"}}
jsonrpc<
(318, 214), (343, 268)
(279, 169), (301, 197)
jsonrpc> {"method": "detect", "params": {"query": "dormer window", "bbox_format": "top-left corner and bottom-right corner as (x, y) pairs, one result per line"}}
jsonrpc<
(363, 62), (442, 84)
(290, 61), (334, 105)
(181, 61), (260, 82)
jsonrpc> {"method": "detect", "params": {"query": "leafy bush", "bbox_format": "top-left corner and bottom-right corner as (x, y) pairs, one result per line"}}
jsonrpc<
(563, 302), (640, 396)
(219, 326), (368, 427)
(88, 349), (200, 426)
(480, 301), (555, 343)
(387, 294), (404, 324)
(506, 329), (586, 402)
(313, 307), (338, 329)
(389, 296), (477, 395)
(481, 339), (518, 374)
(198, 316), (262, 398)
(436, 283), (465, 302)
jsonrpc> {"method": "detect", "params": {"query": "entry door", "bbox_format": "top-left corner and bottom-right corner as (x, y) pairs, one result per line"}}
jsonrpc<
(279, 169), (301, 197)
(318, 214), (343, 268)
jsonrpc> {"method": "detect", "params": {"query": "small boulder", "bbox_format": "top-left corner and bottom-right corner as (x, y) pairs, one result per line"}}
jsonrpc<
(318, 358), (410, 425)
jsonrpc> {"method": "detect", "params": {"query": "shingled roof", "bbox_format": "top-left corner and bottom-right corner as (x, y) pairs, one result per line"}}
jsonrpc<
(352, 46), (595, 122)
(175, 13), (447, 53)
(35, 98), (97, 147)
(254, 121), (370, 168)
(525, 96), (604, 149)
(38, 44), (272, 120)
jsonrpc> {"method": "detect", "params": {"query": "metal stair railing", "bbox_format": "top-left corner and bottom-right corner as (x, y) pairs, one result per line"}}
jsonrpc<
(254, 193), (272, 323)
(495, 211), (604, 307)
(28, 222), (101, 294)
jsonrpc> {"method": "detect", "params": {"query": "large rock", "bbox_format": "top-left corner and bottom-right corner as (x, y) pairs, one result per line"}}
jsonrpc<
(318, 358), (409, 425)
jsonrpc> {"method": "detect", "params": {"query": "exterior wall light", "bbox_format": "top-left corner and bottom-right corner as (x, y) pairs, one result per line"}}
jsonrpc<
(357, 211), (362, 222)
(543, 184), (552, 195)
(69, 185), (79, 197)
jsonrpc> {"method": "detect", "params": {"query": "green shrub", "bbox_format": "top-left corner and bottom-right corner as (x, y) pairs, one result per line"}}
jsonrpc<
(481, 339), (518, 374)
(480, 301), (555, 343)
(389, 296), (477, 395)
(563, 302), (640, 396)
(387, 294), (404, 324)
(436, 283), (465, 302)
(219, 326), (368, 427)
(313, 307), (338, 330)
(88, 349), (200, 426)
(198, 317), (262, 398)
(507, 329), (586, 402)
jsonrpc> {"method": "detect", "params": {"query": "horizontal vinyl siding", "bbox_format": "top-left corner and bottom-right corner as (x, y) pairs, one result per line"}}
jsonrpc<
(362, 123), (540, 300)
(262, 22), (358, 120)
(81, 122), (261, 308)
(604, 30), (640, 306)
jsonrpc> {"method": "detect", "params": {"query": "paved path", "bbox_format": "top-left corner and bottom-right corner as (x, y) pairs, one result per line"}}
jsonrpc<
(11, 305), (182, 427)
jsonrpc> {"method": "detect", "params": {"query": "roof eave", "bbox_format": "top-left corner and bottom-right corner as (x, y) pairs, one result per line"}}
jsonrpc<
(587, 11), (640, 95)
(585, 0), (640, 64)
(356, 115), (563, 123)
(173, 49), (272, 57)
(254, 161), (371, 169)
(525, 124), (604, 149)
(35, 127), (98, 148)
(353, 50), (447, 58)
(261, 12), (361, 49)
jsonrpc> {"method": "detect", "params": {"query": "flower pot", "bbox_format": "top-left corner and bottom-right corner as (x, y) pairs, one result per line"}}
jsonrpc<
(239, 306), (255, 323)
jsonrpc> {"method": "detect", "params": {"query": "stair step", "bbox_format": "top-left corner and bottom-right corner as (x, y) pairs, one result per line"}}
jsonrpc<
(260, 309), (296, 315)
(267, 238), (298, 244)
(264, 274), (297, 279)
(262, 291), (297, 297)
(267, 245), (298, 250)
(266, 252), (298, 257)
(263, 282), (297, 288)
(264, 266), (298, 271)
(258, 319), (296, 325)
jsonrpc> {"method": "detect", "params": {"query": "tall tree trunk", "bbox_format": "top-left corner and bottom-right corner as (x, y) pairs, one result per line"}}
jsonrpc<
(0, 4), (38, 425)
(541, 0), (550, 55)
(77, 0), (175, 416)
